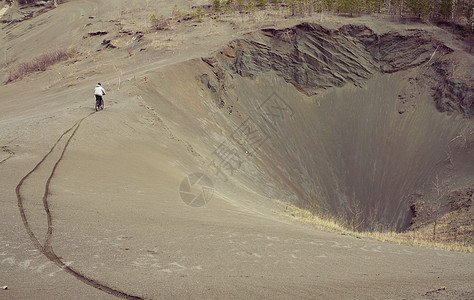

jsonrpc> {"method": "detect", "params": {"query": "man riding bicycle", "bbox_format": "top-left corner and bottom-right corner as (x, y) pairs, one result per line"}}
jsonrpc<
(94, 83), (106, 111)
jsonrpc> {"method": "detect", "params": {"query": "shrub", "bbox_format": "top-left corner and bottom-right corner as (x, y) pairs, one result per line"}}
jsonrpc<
(6, 49), (72, 84)
(150, 13), (158, 27)
(213, 0), (221, 10)
(257, 0), (267, 9)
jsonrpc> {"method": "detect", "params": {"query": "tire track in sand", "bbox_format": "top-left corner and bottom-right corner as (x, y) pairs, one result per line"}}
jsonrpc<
(16, 112), (144, 300)
(0, 146), (14, 165)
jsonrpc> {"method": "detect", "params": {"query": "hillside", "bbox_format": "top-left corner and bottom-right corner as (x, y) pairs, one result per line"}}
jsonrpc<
(0, 1), (473, 299)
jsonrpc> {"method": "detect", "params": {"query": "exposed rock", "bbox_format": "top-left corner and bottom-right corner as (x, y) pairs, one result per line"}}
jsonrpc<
(88, 31), (108, 36)
(430, 60), (474, 117)
(202, 23), (472, 117)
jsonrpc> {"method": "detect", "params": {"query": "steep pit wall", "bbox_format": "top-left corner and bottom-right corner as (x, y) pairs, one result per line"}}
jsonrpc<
(140, 23), (474, 231)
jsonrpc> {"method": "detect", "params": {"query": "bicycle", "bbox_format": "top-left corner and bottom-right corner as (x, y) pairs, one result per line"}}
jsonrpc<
(95, 98), (104, 111)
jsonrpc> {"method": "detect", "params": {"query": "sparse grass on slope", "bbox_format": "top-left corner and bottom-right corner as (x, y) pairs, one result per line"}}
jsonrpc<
(275, 200), (473, 253)
(6, 49), (74, 84)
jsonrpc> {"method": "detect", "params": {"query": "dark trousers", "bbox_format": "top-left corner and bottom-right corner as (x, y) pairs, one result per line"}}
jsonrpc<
(95, 95), (103, 106)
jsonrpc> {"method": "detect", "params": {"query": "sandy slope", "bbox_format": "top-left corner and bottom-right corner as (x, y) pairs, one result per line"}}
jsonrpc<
(0, 0), (473, 299)
(0, 5), (8, 19)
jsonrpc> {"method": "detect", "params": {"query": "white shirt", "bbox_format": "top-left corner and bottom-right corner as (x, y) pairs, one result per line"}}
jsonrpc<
(94, 85), (106, 96)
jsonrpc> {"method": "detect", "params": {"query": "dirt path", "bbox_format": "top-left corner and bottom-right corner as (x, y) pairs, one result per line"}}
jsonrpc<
(15, 112), (143, 299)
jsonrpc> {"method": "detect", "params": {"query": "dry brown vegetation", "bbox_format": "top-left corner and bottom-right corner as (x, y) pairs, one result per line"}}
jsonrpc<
(409, 187), (473, 245)
(276, 198), (473, 253)
(5, 48), (73, 84)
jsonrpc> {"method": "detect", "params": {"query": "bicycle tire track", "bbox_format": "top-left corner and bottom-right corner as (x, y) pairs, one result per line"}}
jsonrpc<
(16, 112), (144, 300)
(0, 146), (14, 165)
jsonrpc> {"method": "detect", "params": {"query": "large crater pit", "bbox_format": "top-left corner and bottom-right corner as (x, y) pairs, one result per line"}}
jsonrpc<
(142, 23), (474, 231)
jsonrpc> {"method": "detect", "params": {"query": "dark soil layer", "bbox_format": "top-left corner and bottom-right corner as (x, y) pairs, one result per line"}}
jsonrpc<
(205, 23), (472, 117)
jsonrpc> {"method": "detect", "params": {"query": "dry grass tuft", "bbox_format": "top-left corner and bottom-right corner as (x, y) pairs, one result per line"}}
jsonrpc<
(6, 49), (72, 84)
(275, 200), (473, 253)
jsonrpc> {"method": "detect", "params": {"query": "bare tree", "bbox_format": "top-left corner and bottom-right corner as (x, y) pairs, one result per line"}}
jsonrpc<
(348, 192), (364, 232)
(429, 175), (448, 241)
(367, 200), (380, 232)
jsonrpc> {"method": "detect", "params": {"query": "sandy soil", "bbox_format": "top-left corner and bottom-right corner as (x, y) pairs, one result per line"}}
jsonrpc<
(0, 5), (8, 19)
(0, 0), (473, 299)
